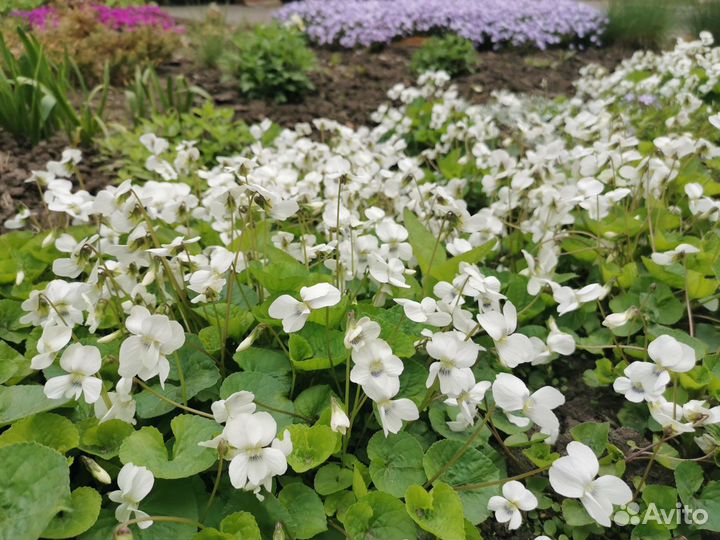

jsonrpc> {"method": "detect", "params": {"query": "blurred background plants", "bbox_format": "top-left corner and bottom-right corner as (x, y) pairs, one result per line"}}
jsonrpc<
(125, 66), (211, 126)
(220, 22), (316, 103)
(410, 33), (479, 77)
(688, 0), (720, 42)
(0, 28), (108, 147)
(604, 0), (673, 49)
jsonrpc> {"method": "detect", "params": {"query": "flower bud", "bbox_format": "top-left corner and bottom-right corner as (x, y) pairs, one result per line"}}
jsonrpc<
(236, 325), (264, 353)
(272, 522), (287, 540)
(97, 330), (122, 344)
(113, 526), (134, 540)
(81, 456), (112, 485)
(330, 396), (350, 435)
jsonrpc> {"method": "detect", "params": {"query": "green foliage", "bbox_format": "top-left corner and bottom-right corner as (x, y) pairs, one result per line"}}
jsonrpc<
(605, 0), (673, 49)
(0, 28), (107, 146)
(411, 34), (479, 77)
(688, 0), (720, 42)
(221, 23), (316, 103)
(125, 66), (211, 126)
(0, 443), (71, 540)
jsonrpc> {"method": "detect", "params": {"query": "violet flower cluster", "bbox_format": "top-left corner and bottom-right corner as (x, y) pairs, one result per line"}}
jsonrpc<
(13, 5), (180, 33)
(276, 0), (606, 49)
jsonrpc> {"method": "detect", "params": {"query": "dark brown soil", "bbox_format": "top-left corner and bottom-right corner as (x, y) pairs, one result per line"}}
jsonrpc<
(175, 44), (633, 128)
(1, 43), (632, 231)
(0, 132), (114, 232)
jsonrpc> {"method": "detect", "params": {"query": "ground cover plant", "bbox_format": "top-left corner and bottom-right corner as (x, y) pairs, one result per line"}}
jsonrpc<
(276, 0), (607, 49)
(2, 24), (720, 539)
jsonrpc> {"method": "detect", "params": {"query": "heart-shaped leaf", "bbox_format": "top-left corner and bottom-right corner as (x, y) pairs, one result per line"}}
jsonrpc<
(42, 487), (101, 539)
(405, 482), (466, 540)
(119, 414), (218, 479)
(368, 431), (426, 497)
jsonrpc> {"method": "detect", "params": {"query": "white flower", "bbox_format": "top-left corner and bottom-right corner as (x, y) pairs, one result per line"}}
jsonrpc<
(549, 441), (632, 527)
(118, 306), (185, 387)
(344, 316), (381, 350)
(648, 398), (695, 434)
(94, 377), (136, 425)
(376, 220), (412, 261)
(547, 318), (575, 356)
(613, 362), (669, 403)
(211, 391), (256, 424)
(520, 246), (557, 295)
(650, 243), (700, 266)
(444, 378), (491, 428)
(30, 324), (72, 370)
(268, 283), (341, 333)
(108, 463), (155, 529)
(683, 400), (720, 426)
(551, 283), (608, 316)
(477, 302), (534, 368)
(330, 396), (350, 435)
(44, 343), (103, 404)
(492, 373), (565, 443)
(350, 339), (403, 395)
(602, 307), (638, 329)
(221, 412), (292, 493)
(488, 481), (538, 530)
(648, 334), (696, 373)
(425, 331), (481, 396)
(368, 255), (411, 289)
(394, 297), (452, 326)
(364, 379), (419, 436)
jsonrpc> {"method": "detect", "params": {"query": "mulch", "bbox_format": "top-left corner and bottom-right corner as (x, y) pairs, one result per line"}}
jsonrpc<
(0, 43), (632, 232)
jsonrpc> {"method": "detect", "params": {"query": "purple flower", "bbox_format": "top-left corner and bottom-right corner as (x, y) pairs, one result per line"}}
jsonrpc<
(276, 0), (606, 49)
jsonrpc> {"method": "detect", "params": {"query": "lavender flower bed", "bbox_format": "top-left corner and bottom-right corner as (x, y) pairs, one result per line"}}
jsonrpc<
(276, 0), (606, 49)
(13, 5), (180, 33)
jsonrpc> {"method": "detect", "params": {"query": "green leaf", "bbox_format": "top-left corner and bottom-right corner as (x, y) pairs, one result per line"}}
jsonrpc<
(404, 209), (447, 278)
(423, 440), (500, 524)
(355, 304), (422, 358)
(0, 385), (68, 426)
(430, 239), (497, 282)
(0, 442), (71, 540)
(285, 424), (338, 473)
(119, 414), (219, 479)
(340, 492), (417, 540)
(294, 384), (332, 420)
(562, 499), (595, 526)
(221, 491), (293, 540)
(288, 323), (349, 372)
(0, 341), (27, 384)
(78, 419), (135, 460)
(405, 482), (466, 540)
(314, 464), (353, 496)
(135, 336), (221, 419)
(42, 487), (102, 539)
(0, 299), (30, 343)
(0, 412), (78, 454)
(220, 371), (295, 430)
(675, 462), (704, 504)
(570, 422), (609, 456)
(367, 432), (426, 498)
(232, 347), (291, 377)
(220, 512), (261, 540)
(137, 479), (202, 539)
(278, 483), (327, 539)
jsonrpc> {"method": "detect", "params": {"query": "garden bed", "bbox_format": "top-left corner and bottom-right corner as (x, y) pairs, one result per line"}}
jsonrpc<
(0, 43), (630, 232)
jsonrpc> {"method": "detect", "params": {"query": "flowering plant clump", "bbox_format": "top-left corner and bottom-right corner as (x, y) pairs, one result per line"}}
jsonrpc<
(276, 0), (606, 49)
(2, 3), (180, 83)
(4, 32), (720, 540)
(13, 4), (181, 33)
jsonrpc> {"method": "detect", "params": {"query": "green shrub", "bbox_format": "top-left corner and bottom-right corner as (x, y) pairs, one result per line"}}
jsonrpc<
(688, 0), (720, 42)
(190, 8), (228, 69)
(0, 0), (43, 17)
(604, 0), (673, 49)
(221, 23), (316, 103)
(410, 33), (479, 77)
